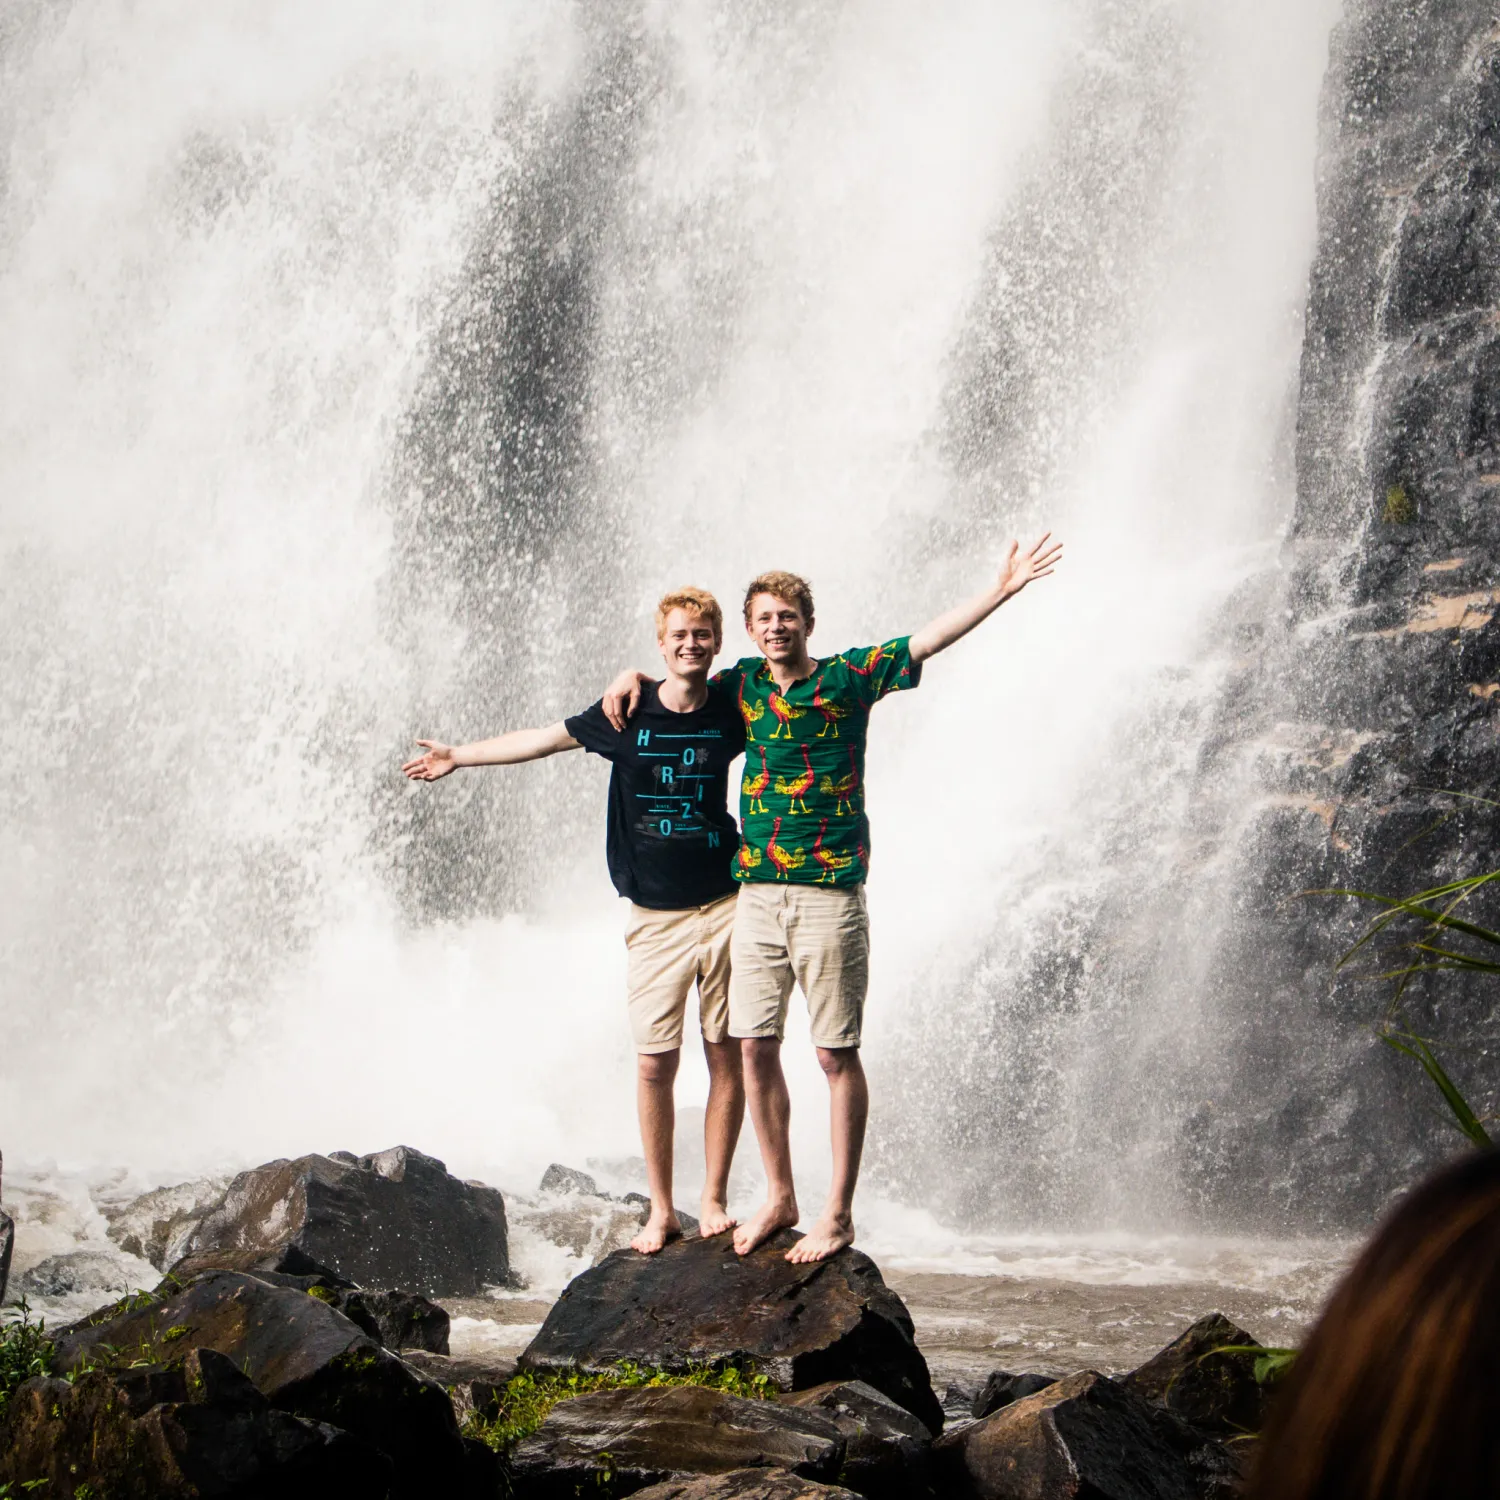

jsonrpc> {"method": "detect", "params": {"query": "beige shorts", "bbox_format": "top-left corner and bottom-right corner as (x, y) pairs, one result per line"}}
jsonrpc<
(728, 883), (869, 1048)
(625, 893), (737, 1054)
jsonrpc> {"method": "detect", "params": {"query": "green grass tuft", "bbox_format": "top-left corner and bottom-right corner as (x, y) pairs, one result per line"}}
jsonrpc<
(464, 1362), (774, 1453)
(0, 1301), (57, 1415)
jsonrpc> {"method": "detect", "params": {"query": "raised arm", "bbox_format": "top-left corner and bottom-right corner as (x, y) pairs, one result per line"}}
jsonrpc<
(401, 721), (579, 781)
(908, 533), (1062, 664)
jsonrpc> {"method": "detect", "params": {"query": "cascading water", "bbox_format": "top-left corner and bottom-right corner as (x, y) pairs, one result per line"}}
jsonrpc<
(2, 0), (1343, 1257)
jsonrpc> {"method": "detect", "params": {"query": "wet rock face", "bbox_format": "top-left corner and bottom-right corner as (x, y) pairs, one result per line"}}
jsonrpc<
(52, 1269), (475, 1499)
(174, 1146), (509, 1296)
(0, 1351), (395, 1499)
(779, 1380), (935, 1499)
(971, 1373), (1056, 1422)
(519, 1231), (942, 1436)
(0, 1206), (14, 1306)
(509, 1385), (847, 1498)
(934, 1370), (1237, 1500)
(1120, 1313), (1265, 1440)
(1160, 0), (1500, 1228)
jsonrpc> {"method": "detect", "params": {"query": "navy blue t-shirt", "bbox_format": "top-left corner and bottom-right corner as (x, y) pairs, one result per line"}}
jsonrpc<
(565, 681), (745, 910)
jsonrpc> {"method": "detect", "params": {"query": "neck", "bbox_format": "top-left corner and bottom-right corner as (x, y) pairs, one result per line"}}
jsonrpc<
(658, 671), (710, 713)
(768, 650), (815, 690)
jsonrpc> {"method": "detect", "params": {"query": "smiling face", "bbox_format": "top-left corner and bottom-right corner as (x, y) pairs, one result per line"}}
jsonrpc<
(746, 592), (812, 667)
(658, 606), (719, 682)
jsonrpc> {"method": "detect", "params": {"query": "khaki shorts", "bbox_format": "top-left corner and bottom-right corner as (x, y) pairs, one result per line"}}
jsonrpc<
(625, 893), (737, 1054)
(728, 883), (869, 1048)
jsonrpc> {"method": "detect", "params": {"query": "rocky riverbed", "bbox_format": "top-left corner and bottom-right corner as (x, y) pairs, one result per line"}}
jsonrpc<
(0, 1148), (1353, 1498)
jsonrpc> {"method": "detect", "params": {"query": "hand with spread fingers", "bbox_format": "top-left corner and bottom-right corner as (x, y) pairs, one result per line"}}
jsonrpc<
(401, 740), (459, 780)
(997, 532), (1063, 600)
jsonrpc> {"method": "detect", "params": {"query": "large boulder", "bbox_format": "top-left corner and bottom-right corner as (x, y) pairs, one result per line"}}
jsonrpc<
(933, 1371), (1237, 1500)
(0, 1348), (393, 1499)
(509, 1384), (846, 1498)
(631, 1471), (864, 1500)
(1119, 1313), (1267, 1439)
(54, 1268), (478, 1499)
(173, 1146), (509, 1296)
(780, 1379), (934, 1499)
(520, 1230), (941, 1434)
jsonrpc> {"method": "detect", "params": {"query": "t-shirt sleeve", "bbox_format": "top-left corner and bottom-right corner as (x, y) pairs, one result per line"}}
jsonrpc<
(709, 662), (746, 693)
(563, 699), (625, 760)
(842, 636), (923, 706)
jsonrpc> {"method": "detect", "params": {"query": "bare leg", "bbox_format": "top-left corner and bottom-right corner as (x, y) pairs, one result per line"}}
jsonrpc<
(733, 1037), (800, 1255)
(785, 1045), (866, 1263)
(699, 1037), (745, 1236)
(632, 1048), (683, 1254)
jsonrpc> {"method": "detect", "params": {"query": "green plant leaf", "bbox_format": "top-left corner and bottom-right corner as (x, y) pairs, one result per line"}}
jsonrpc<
(1380, 1030), (1492, 1146)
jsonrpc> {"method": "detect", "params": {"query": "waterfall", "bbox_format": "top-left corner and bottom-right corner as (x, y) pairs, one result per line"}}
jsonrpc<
(0, 0), (1340, 1232)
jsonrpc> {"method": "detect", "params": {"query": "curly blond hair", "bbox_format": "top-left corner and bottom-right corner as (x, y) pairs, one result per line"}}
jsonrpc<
(742, 570), (814, 630)
(655, 586), (723, 646)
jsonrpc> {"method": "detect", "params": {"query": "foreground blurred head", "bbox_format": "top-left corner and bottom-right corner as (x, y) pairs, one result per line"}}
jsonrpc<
(1249, 1148), (1500, 1500)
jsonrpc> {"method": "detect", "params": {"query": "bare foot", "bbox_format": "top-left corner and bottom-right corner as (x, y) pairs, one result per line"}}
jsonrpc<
(785, 1212), (853, 1263)
(698, 1199), (737, 1238)
(631, 1209), (682, 1254)
(733, 1196), (799, 1256)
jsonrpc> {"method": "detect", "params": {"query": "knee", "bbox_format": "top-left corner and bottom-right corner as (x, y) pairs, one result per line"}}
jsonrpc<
(815, 1045), (862, 1079)
(740, 1037), (782, 1077)
(703, 1038), (744, 1082)
(637, 1049), (680, 1085)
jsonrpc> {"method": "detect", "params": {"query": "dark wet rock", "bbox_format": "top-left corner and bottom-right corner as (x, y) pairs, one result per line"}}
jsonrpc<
(934, 1370), (1238, 1500)
(106, 1175), (231, 1270)
(0, 1206), (14, 1306)
(520, 1230), (941, 1434)
(174, 1145), (509, 1296)
(187, 1266), (449, 1353)
(971, 1371), (1056, 1421)
(781, 1379), (933, 1499)
(510, 1385), (845, 1498)
(0, 1351), (393, 1499)
(342, 1287), (451, 1353)
(54, 1268), (472, 1499)
(1121, 1312), (1266, 1438)
(631, 1469), (864, 1500)
(401, 1349), (518, 1422)
(942, 1382), (978, 1424)
(540, 1163), (601, 1195)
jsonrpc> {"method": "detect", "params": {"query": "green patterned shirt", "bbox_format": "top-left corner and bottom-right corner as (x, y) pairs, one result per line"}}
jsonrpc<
(713, 638), (922, 886)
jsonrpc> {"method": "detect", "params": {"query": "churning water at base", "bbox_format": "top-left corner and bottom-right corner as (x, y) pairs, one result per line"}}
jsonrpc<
(2, 0), (1344, 1247)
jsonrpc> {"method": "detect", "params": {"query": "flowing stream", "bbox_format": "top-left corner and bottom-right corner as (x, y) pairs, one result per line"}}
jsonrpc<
(2, 0), (1351, 1312)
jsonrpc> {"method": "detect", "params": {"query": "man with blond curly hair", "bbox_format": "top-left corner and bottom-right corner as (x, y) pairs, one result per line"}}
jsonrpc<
(605, 537), (1062, 1261)
(403, 587), (747, 1253)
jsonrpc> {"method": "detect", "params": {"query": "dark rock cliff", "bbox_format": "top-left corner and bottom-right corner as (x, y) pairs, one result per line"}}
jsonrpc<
(1188, 0), (1500, 1224)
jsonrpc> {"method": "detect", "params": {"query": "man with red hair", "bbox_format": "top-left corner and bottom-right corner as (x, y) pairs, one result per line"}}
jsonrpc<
(404, 587), (746, 1254)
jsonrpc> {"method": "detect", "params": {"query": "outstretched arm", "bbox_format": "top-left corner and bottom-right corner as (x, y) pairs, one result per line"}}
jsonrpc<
(401, 721), (579, 781)
(908, 533), (1062, 664)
